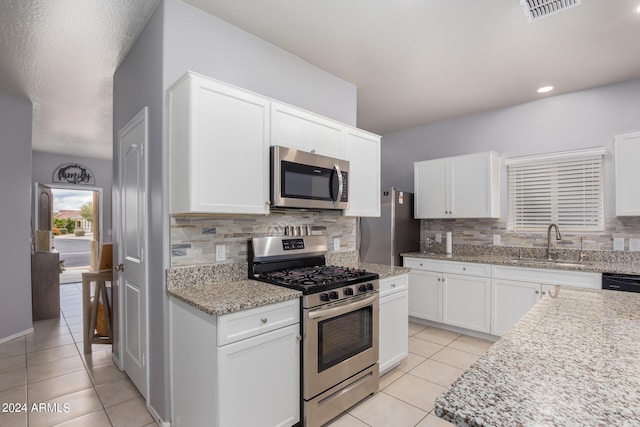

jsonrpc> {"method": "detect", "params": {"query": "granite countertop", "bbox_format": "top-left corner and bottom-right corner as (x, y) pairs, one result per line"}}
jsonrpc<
(401, 251), (639, 275)
(357, 262), (411, 279)
(435, 287), (640, 426)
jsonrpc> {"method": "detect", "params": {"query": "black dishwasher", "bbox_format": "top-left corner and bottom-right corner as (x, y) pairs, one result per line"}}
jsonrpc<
(602, 273), (640, 293)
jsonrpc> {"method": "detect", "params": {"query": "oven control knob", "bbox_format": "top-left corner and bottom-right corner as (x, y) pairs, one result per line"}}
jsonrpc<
(329, 291), (339, 300)
(344, 287), (354, 296)
(358, 284), (367, 292)
(320, 293), (330, 302)
(366, 283), (374, 291)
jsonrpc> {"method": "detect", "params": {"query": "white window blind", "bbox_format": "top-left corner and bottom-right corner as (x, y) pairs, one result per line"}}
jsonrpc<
(506, 147), (605, 232)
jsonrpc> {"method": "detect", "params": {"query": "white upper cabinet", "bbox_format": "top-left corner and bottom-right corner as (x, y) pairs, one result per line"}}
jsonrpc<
(615, 129), (640, 216)
(271, 101), (345, 159)
(169, 72), (270, 215)
(344, 127), (381, 217)
(414, 152), (501, 219)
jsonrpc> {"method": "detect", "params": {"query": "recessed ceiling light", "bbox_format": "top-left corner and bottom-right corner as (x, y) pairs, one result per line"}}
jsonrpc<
(537, 86), (554, 93)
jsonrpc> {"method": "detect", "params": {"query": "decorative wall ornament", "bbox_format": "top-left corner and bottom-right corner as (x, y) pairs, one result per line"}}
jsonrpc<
(52, 163), (95, 185)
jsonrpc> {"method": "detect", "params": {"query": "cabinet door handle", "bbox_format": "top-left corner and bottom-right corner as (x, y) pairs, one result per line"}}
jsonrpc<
(391, 283), (396, 288)
(462, 267), (466, 271)
(535, 290), (540, 294)
(541, 291), (546, 295)
(296, 335), (302, 342)
(260, 318), (268, 324)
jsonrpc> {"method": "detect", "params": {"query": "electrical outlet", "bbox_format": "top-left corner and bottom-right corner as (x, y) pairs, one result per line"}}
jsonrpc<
(493, 235), (501, 246)
(333, 237), (340, 251)
(215, 245), (226, 261)
(613, 238), (625, 251)
(629, 238), (640, 252)
(435, 233), (442, 243)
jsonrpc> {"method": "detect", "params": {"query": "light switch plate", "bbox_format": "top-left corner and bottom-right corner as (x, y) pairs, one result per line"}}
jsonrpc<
(629, 238), (640, 252)
(333, 237), (340, 251)
(435, 233), (442, 243)
(493, 235), (501, 246)
(613, 238), (625, 251)
(216, 245), (226, 261)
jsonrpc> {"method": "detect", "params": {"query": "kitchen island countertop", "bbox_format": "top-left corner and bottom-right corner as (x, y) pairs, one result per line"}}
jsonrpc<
(435, 287), (640, 426)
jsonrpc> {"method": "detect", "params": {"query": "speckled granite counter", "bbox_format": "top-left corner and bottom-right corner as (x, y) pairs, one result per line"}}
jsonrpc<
(166, 264), (301, 316)
(402, 251), (640, 275)
(435, 287), (640, 426)
(357, 263), (411, 279)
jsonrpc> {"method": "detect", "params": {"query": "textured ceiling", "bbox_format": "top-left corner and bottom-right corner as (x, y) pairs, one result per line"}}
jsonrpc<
(0, 0), (159, 160)
(186, 0), (640, 135)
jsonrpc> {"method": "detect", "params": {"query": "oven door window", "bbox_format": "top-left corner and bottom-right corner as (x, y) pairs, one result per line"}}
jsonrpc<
(317, 306), (373, 372)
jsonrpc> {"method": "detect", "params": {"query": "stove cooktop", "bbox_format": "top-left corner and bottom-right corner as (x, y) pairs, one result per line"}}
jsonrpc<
(257, 265), (378, 294)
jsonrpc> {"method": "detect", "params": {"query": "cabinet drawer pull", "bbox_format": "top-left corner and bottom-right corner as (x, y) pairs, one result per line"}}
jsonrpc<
(535, 290), (540, 294)
(296, 335), (302, 342)
(260, 318), (268, 324)
(391, 283), (396, 288)
(462, 267), (466, 271)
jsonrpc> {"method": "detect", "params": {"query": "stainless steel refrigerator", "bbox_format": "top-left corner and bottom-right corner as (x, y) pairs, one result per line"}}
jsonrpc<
(359, 188), (420, 266)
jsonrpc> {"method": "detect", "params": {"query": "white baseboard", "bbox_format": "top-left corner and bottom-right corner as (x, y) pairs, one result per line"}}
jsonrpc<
(0, 327), (34, 344)
(147, 402), (171, 427)
(111, 352), (123, 370)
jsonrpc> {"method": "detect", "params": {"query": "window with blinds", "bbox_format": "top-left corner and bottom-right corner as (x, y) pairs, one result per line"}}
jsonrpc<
(506, 147), (605, 232)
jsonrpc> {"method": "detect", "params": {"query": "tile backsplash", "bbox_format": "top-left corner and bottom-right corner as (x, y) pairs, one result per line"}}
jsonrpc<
(170, 210), (356, 267)
(422, 217), (640, 251)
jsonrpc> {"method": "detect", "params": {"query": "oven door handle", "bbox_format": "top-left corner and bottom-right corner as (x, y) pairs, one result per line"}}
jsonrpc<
(308, 294), (377, 320)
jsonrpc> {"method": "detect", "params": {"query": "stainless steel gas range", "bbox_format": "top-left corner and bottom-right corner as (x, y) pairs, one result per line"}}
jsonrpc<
(250, 235), (379, 427)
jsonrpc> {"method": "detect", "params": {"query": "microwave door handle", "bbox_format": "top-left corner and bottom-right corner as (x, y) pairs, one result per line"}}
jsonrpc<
(333, 163), (344, 207)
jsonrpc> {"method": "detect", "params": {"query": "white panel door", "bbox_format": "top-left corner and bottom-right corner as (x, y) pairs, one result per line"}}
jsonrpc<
(117, 108), (148, 398)
(379, 290), (408, 374)
(344, 128), (380, 217)
(442, 273), (491, 333)
(408, 270), (442, 322)
(414, 159), (448, 218)
(491, 279), (541, 336)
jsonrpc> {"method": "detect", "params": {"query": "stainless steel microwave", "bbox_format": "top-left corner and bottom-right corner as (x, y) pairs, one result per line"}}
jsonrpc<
(271, 146), (349, 210)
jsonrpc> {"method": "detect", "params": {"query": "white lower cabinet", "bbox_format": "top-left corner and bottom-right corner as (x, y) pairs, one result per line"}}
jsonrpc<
(170, 297), (300, 427)
(490, 265), (601, 336)
(405, 258), (491, 334)
(379, 274), (408, 374)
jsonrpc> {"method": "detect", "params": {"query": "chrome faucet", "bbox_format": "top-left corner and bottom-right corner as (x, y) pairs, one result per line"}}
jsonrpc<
(547, 223), (562, 260)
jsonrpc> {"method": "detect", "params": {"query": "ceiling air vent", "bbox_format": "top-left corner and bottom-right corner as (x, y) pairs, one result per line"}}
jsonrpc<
(520, 0), (582, 22)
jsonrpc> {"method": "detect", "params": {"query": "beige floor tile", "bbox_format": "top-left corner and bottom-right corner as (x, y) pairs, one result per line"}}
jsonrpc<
(447, 335), (494, 356)
(0, 411), (27, 427)
(397, 352), (426, 372)
(106, 396), (154, 427)
(52, 409), (112, 427)
(26, 334), (75, 354)
(86, 361), (127, 386)
(416, 413), (455, 427)
(28, 370), (93, 404)
(0, 368), (26, 393)
(0, 387), (27, 426)
(0, 386), (26, 407)
(28, 388), (103, 427)
(27, 354), (85, 383)
(409, 359), (464, 388)
(378, 368), (405, 390)
(96, 377), (141, 408)
(383, 374), (444, 412)
(408, 337), (444, 358)
(408, 322), (427, 336)
(430, 347), (480, 370)
(414, 328), (460, 346)
(326, 412), (370, 426)
(63, 317), (83, 327)
(0, 338), (26, 359)
(81, 348), (114, 370)
(67, 323), (83, 334)
(349, 392), (427, 427)
(29, 326), (70, 341)
(0, 354), (26, 374)
(27, 344), (78, 366)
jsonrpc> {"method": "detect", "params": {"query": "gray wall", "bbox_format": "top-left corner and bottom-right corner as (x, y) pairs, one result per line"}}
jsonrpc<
(113, 0), (358, 421)
(112, 0), (164, 419)
(0, 91), (34, 341)
(382, 77), (640, 218)
(163, 0), (357, 126)
(32, 152), (113, 242)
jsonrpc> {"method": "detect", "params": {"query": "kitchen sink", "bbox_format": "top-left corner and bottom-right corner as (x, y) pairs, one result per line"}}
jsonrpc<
(508, 259), (585, 269)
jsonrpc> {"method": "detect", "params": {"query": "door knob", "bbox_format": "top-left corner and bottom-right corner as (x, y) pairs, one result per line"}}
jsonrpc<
(115, 263), (125, 272)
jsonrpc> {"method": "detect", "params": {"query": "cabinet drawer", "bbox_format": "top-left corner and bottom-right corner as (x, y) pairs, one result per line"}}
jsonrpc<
(404, 258), (490, 277)
(491, 265), (601, 288)
(218, 299), (300, 346)
(379, 274), (408, 298)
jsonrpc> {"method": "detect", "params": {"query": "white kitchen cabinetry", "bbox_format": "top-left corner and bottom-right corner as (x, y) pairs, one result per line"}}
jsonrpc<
(414, 152), (500, 219)
(171, 298), (300, 427)
(490, 265), (600, 336)
(271, 101), (345, 159)
(379, 274), (408, 374)
(405, 258), (491, 334)
(615, 129), (640, 216)
(169, 72), (270, 215)
(344, 127), (381, 217)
